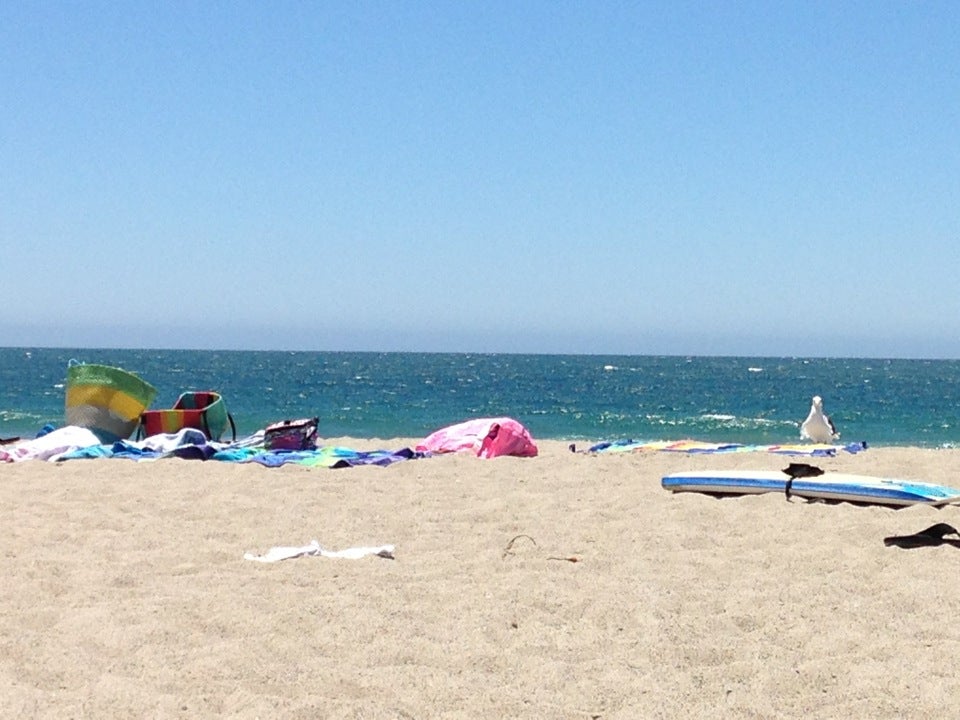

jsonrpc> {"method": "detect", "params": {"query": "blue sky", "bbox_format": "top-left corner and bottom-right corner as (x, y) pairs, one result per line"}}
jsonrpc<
(2, 2), (958, 357)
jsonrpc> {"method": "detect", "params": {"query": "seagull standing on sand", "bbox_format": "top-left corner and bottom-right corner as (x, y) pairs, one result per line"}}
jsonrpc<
(800, 395), (840, 443)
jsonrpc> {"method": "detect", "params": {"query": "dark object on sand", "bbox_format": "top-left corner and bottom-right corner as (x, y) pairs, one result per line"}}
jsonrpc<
(782, 463), (825, 479)
(884, 523), (960, 549)
(782, 463), (825, 501)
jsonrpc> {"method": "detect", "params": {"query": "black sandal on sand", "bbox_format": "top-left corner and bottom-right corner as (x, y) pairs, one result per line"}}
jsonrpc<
(884, 523), (960, 549)
(782, 463), (826, 479)
(781, 463), (825, 501)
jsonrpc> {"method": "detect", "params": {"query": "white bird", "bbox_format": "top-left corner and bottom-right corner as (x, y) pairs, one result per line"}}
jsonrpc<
(800, 395), (840, 443)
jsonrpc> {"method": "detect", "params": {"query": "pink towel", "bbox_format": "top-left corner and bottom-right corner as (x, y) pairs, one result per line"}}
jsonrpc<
(416, 417), (538, 458)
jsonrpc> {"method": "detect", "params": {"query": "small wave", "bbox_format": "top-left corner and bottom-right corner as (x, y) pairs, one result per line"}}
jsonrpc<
(754, 417), (798, 428)
(692, 414), (802, 431)
(1, 410), (39, 421)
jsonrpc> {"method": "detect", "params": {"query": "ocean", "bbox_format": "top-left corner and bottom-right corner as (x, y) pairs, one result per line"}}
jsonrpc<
(1, 347), (959, 447)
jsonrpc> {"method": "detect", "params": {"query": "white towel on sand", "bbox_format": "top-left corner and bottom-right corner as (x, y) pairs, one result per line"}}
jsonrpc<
(244, 540), (395, 562)
(0, 426), (101, 462)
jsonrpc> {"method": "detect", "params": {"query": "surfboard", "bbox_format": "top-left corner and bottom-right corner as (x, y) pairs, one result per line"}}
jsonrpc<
(661, 469), (960, 507)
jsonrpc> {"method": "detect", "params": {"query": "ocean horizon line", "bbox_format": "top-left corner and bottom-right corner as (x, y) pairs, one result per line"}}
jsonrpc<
(4, 345), (958, 363)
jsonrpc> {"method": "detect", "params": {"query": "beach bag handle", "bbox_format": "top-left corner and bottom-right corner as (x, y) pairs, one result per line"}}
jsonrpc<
(205, 412), (237, 443)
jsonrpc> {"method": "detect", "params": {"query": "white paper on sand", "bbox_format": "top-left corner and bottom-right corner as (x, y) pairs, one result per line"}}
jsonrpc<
(244, 540), (395, 563)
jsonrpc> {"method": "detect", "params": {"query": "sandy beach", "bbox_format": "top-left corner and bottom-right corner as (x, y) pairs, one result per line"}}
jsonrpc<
(3, 440), (960, 719)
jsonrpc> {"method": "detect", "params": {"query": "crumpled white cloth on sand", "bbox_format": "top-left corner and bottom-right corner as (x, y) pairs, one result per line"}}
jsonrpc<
(0, 426), (101, 462)
(244, 540), (395, 563)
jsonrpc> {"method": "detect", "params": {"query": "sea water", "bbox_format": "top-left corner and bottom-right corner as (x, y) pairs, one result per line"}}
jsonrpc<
(1, 347), (959, 447)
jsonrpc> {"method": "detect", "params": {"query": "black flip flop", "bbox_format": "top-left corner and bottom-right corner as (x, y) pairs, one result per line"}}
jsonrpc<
(884, 523), (960, 549)
(782, 463), (825, 500)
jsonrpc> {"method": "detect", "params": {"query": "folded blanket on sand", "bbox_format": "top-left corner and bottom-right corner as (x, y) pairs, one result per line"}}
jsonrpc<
(586, 439), (868, 456)
(244, 540), (395, 562)
(218, 445), (421, 468)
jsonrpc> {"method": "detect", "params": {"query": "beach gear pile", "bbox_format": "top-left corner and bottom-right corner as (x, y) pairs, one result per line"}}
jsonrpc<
(0, 422), (538, 466)
(1, 361), (543, 465)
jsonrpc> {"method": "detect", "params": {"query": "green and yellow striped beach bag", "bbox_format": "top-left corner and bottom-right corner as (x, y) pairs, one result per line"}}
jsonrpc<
(65, 362), (158, 443)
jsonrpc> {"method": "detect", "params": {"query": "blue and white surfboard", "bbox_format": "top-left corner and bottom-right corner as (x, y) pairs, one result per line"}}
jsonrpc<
(661, 470), (960, 507)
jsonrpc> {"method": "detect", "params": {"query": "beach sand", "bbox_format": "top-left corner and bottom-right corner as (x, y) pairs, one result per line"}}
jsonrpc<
(3, 440), (960, 719)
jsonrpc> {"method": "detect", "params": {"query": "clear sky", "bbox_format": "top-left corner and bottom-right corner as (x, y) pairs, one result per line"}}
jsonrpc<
(2, 2), (958, 358)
